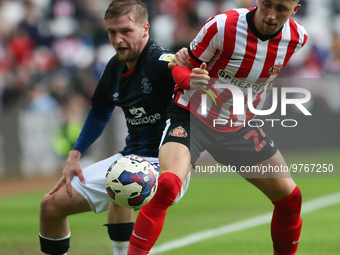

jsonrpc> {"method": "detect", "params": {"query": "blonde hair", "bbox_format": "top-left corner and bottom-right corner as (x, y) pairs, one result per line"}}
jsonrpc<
(104, 0), (148, 24)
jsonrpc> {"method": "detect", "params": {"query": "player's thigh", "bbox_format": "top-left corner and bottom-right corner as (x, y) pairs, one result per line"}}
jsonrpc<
(159, 141), (191, 181)
(71, 153), (124, 213)
(244, 150), (296, 202)
(159, 107), (192, 181)
(41, 184), (91, 218)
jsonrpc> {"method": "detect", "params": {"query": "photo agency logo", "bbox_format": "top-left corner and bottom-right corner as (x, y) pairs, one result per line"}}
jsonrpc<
(200, 84), (312, 128)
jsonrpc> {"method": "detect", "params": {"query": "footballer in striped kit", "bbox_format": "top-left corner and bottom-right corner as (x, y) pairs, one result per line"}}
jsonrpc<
(128, 1), (307, 255)
(175, 6), (308, 132)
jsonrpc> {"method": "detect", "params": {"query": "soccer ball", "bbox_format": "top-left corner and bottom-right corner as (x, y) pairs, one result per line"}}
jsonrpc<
(105, 155), (158, 210)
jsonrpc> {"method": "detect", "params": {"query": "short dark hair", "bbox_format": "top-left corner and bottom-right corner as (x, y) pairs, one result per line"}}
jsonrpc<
(104, 0), (148, 24)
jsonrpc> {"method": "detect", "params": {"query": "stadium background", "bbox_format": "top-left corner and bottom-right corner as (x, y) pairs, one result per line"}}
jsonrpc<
(0, 0), (339, 254)
(0, 0), (339, 178)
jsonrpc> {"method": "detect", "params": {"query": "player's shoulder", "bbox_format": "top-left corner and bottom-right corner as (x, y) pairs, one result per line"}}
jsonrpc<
(147, 40), (171, 53)
(146, 40), (173, 59)
(144, 40), (175, 66)
(206, 7), (252, 27)
(97, 54), (124, 82)
(229, 7), (254, 15)
(216, 7), (253, 18)
(102, 54), (125, 77)
(279, 17), (307, 49)
(289, 17), (308, 36)
(106, 54), (122, 68)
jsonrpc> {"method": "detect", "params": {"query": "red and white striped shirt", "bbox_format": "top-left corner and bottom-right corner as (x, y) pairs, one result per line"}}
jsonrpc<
(173, 8), (308, 132)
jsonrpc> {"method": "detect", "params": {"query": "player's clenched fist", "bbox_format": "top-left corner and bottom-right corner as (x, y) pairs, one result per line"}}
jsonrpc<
(190, 62), (210, 90)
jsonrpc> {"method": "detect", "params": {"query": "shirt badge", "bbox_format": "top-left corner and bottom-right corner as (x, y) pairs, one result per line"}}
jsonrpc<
(141, 78), (152, 94)
(169, 126), (188, 138)
(269, 63), (283, 76)
(159, 53), (174, 62)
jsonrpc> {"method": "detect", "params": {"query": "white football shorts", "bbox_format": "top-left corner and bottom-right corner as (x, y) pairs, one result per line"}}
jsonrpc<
(71, 153), (190, 213)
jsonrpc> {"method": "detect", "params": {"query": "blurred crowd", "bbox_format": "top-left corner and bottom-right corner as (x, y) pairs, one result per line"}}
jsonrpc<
(0, 0), (340, 168)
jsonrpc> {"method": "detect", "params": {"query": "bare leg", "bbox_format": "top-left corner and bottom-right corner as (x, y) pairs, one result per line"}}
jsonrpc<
(40, 185), (91, 238)
(244, 150), (296, 202)
(107, 201), (134, 224)
(159, 142), (192, 179)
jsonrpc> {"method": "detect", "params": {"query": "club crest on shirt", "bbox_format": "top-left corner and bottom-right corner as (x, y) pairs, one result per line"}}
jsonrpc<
(169, 126), (188, 138)
(269, 63), (283, 76)
(141, 77), (152, 94)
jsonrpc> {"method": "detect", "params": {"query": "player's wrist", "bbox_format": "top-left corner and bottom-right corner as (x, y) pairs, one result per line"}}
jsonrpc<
(68, 150), (82, 160)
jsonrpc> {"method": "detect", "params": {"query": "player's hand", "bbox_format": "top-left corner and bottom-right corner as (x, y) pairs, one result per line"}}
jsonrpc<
(49, 150), (85, 196)
(190, 63), (210, 90)
(168, 47), (194, 69)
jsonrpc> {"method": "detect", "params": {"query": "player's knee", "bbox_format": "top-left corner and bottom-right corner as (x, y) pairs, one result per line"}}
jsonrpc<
(108, 201), (134, 221)
(40, 193), (64, 220)
(287, 186), (302, 214)
(273, 186), (302, 215)
(153, 172), (182, 208)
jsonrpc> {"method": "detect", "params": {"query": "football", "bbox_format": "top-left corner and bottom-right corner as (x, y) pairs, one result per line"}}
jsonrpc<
(105, 155), (158, 210)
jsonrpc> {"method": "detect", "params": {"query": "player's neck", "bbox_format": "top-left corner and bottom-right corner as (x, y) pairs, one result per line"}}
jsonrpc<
(126, 61), (136, 70)
(253, 9), (265, 36)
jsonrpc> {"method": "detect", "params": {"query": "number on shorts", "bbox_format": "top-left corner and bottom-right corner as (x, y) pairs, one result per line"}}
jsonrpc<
(243, 126), (267, 152)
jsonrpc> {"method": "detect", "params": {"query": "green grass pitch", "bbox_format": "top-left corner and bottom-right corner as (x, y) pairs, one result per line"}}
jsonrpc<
(0, 148), (339, 255)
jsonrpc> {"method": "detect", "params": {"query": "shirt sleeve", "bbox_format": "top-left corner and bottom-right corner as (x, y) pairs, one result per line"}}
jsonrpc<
(147, 51), (176, 107)
(149, 52), (175, 83)
(189, 14), (223, 63)
(171, 66), (191, 90)
(91, 57), (117, 109)
(72, 106), (114, 154)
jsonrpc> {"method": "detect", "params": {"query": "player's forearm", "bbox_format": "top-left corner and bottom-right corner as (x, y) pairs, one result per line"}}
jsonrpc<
(72, 107), (112, 154)
(172, 66), (192, 90)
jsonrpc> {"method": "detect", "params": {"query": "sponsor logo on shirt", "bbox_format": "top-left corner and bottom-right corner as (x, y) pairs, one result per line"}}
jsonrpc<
(127, 106), (161, 125)
(218, 69), (267, 93)
(129, 107), (146, 118)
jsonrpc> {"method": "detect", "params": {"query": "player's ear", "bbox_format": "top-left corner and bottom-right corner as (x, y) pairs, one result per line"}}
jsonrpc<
(291, 4), (301, 16)
(142, 22), (150, 38)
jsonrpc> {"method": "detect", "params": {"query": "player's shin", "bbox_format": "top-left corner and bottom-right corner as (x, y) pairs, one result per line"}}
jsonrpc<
(271, 186), (302, 255)
(39, 232), (70, 255)
(105, 222), (134, 255)
(128, 172), (182, 255)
